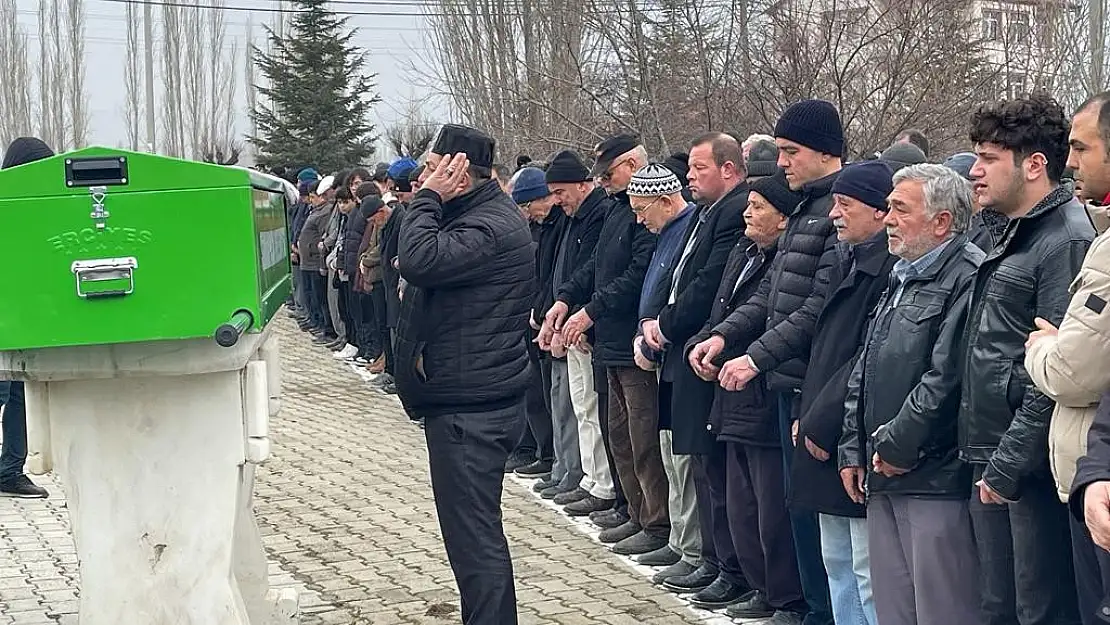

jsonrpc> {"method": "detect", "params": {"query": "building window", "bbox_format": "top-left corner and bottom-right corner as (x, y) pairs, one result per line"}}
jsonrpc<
(983, 9), (1002, 40)
(1007, 12), (1030, 44)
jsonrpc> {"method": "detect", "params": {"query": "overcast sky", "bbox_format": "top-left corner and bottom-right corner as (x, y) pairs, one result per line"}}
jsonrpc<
(14, 0), (450, 158)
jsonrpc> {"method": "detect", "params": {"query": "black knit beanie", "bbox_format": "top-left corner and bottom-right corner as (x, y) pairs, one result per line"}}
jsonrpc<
(545, 150), (591, 184)
(750, 171), (804, 215)
(2, 137), (54, 170)
(774, 99), (844, 157)
(831, 161), (894, 211)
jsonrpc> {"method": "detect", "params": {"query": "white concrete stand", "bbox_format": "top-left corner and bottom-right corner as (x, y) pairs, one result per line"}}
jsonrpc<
(1, 329), (298, 625)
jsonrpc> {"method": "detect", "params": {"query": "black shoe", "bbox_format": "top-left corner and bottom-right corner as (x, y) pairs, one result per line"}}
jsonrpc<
(689, 576), (753, 609)
(725, 590), (775, 619)
(313, 333), (337, 345)
(652, 560), (698, 586)
(370, 372), (394, 387)
(598, 520), (641, 544)
(757, 610), (804, 625)
(589, 508), (630, 529)
(564, 495), (615, 516)
(515, 459), (553, 478)
(325, 337), (345, 350)
(534, 477), (559, 492)
(381, 381), (397, 395)
(611, 530), (668, 556)
(552, 487), (590, 505)
(662, 562), (719, 593)
(505, 453), (535, 473)
(636, 545), (681, 567)
(0, 475), (48, 499)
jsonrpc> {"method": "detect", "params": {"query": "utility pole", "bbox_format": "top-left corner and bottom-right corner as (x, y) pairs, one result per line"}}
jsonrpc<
(1093, 0), (1106, 92)
(144, 1), (156, 152)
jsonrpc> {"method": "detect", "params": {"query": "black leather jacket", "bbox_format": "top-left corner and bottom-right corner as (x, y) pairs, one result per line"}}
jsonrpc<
(960, 185), (1095, 500)
(840, 236), (984, 497)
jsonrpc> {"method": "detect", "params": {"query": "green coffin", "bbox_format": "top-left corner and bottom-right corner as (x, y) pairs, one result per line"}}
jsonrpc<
(0, 147), (292, 350)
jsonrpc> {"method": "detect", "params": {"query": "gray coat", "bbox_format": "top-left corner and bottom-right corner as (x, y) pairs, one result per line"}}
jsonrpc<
(297, 202), (333, 272)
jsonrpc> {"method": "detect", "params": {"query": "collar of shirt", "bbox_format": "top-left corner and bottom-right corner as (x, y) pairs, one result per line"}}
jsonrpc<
(891, 237), (953, 285)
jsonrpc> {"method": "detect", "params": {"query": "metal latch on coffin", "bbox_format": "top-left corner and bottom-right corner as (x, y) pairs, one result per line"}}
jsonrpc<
(70, 257), (138, 298)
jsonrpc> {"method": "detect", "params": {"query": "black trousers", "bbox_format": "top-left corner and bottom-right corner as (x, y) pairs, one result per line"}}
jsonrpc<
(693, 442), (747, 585)
(425, 401), (526, 625)
(336, 279), (356, 345)
(596, 374), (626, 513)
(516, 340), (553, 461)
(726, 441), (804, 611)
(969, 464), (1080, 625)
(369, 284), (391, 366)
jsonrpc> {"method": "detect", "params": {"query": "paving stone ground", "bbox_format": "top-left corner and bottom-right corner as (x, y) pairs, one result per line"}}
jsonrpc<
(0, 316), (742, 625)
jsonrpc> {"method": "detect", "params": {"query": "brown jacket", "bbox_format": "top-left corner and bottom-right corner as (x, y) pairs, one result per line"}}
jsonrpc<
(1027, 201), (1110, 502)
(356, 220), (383, 292)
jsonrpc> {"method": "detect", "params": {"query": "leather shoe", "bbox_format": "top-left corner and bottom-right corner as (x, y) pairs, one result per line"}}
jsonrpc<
(757, 610), (804, 625)
(541, 483), (577, 500)
(534, 478), (559, 492)
(611, 530), (668, 556)
(589, 509), (630, 529)
(651, 560), (698, 586)
(564, 495), (615, 516)
(689, 576), (753, 609)
(662, 562), (719, 593)
(515, 459), (553, 477)
(598, 520), (641, 544)
(552, 487), (590, 505)
(725, 590), (775, 619)
(635, 545), (680, 567)
(505, 453), (535, 473)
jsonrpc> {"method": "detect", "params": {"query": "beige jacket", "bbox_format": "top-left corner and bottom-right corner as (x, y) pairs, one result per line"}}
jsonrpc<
(1026, 204), (1110, 502)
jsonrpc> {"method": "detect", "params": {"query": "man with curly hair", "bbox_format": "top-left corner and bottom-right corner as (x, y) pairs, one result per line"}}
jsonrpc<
(961, 93), (1094, 625)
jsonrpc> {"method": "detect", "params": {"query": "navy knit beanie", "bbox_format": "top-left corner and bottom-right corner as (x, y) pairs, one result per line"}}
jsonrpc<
(511, 167), (551, 204)
(831, 161), (894, 211)
(774, 99), (844, 157)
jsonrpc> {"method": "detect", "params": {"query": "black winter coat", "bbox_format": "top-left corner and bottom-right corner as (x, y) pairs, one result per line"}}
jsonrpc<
(960, 186), (1096, 501)
(343, 203), (371, 277)
(642, 182), (747, 454)
(559, 191), (657, 367)
(553, 188), (608, 315)
(687, 239), (777, 446)
(714, 172), (839, 392)
(394, 181), (536, 419)
(790, 232), (897, 517)
(532, 210), (567, 328)
(840, 236), (984, 498)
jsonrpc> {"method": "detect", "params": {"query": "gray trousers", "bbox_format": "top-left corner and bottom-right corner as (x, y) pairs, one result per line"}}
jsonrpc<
(549, 359), (583, 490)
(327, 268), (345, 341)
(661, 429), (701, 565)
(868, 494), (981, 625)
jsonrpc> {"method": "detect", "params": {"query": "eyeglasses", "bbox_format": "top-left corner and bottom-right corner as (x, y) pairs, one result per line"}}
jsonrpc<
(600, 158), (631, 183)
(631, 197), (662, 214)
(518, 201), (532, 212)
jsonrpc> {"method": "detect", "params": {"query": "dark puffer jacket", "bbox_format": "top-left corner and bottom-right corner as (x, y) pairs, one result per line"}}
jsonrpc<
(840, 237), (984, 498)
(714, 171), (839, 391)
(394, 181), (536, 419)
(343, 201), (373, 277)
(558, 191), (657, 367)
(960, 185), (1096, 500)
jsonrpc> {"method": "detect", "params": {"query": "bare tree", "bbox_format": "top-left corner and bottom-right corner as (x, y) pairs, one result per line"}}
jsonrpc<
(0, 0), (34, 147)
(65, 0), (88, 148)
(383, 99), (438, 157)
(123, 0), (142, 150)
(161, 2), (185, 156)
(244, 18), (259, 161)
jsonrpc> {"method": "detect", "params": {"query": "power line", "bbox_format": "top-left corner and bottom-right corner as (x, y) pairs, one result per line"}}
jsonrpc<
(95, 0), (449, 16)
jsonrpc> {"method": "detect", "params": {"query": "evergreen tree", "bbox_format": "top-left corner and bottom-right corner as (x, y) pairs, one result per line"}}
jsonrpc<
(250, 0), (379, 172)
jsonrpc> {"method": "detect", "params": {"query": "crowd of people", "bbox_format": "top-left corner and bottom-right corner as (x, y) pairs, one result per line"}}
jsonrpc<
(284, 92), (1110, 625)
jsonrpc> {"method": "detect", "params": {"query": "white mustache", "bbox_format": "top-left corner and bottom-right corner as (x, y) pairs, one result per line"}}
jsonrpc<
(833, 219), (847, 229)
(886, 227), (900, 238)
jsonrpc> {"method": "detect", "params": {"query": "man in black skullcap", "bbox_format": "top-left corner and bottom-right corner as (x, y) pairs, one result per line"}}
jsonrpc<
(0, 137), (53, 498)
(394, 124), (535, 625)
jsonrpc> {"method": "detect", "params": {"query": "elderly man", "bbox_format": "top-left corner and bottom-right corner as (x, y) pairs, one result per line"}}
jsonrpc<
(1026, 91), (1110, 625)
(556, 136), (660, 541)
(788, 160), (897, 625)
(539, 150), (614, 512)
(960, 94), (1093, 625)
(629, 164), (701, 577)
(687, 171), (807, 619)
(394, 124), (535, 625)
(839, 164), (985, 625)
